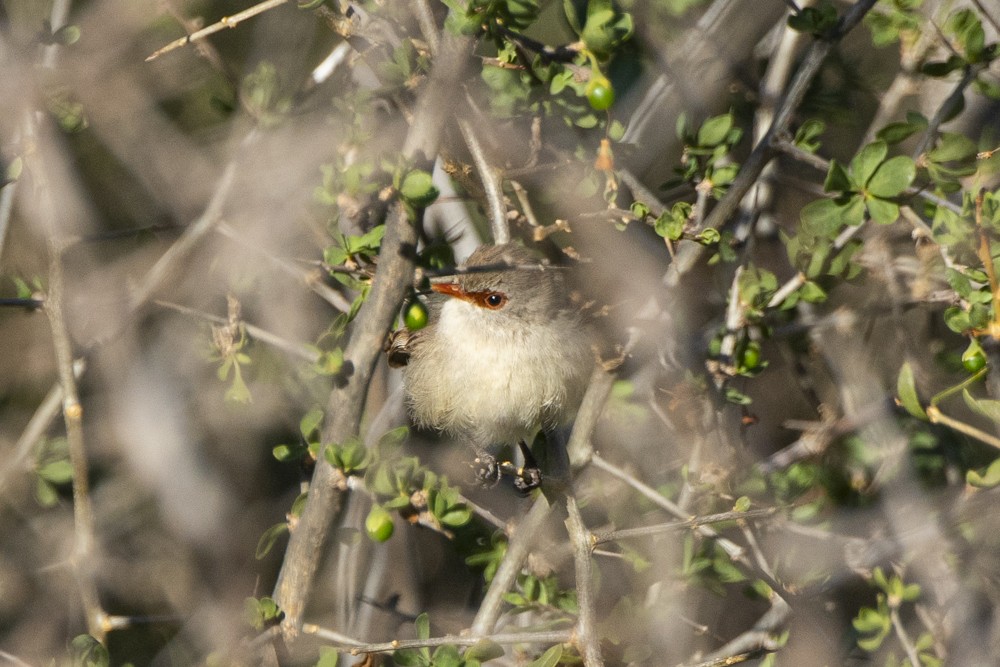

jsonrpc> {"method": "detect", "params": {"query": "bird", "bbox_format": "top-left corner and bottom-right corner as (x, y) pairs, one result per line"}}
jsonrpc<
(385, 243), (593, 491)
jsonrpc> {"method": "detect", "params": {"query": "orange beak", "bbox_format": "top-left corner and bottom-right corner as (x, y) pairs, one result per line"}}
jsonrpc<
(431, 282), (473, 303)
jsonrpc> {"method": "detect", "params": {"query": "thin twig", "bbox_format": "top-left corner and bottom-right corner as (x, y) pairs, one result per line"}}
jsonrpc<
(593, 508), (780, 546)
(0, 359), (84, 494)
(458, 117), (509, 244)
(215, 222), (353, 313)
(682, 594), (792, 667)
(146, 0), (292, 61)
(302, 624), (572, 653)
(37, 135), (106, 641)
(591, 454), (747, 565)
(912, 64), (985, 159)
(154, 300), (320, 363)
(890, 604), (922, 667)
(470, 494), (552, 635)
(565, 495), (603, 667)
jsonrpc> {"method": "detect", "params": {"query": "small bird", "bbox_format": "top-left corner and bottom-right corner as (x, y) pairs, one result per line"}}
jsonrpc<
(386, 243), (593, 491)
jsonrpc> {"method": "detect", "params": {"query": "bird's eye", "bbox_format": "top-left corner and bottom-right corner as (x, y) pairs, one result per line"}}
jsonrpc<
(484, 292), (506, 309)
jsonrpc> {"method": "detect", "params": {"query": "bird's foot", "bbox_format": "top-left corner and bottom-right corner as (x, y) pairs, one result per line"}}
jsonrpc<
(472, 453), (502, 488)
(471, 445), (543, 494)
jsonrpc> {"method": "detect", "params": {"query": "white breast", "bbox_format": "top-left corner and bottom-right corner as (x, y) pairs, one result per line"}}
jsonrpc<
(404, 298), (591, 447)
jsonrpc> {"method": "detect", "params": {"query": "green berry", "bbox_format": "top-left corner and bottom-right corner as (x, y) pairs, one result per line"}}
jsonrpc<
(365, 505), (394, 542)
(585, 77), (615, 111)
(404, 301), (428, 330)
(962, 340), (987, 373)
(741, 341), (762, 370)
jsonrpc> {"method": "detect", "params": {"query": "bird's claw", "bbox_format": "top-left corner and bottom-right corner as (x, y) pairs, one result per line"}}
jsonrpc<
(472, 448), (543, 494)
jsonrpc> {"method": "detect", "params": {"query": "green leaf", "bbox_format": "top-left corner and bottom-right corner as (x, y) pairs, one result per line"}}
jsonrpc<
(866, 197), (899, 225)
(697, 114), (733, 147)
(851, 141), (888, 187)
(53, 24), (81, 45)
(300, 407), (324, 440)
(793, 119), (825, 152)
(415, 612), (430, 640)
(798, 281), (827, 303)
(823, 160), (852, 193)
(852, 607), (888, 633)
(272, 443), (306, 462)
(927, 132), (977, 163)
(528, 644), (563, 667)
(877, 121), (921, 145)
(315, 646), (340, 667)
(896, 362), (927, 420)
(465, 639), (505, 662)
(944, 306), (972, 333)
(378, 425), (410, 449)
(922, 55), (966, 77)
(967, 457), (1000, 488)
(962, 389), (1000, 423)
(800, 198), (846, 236)
(35, 477), (58, 507)
(866, 155), (915, 198)
(255, 522), (289, 559)
(37, 459), (73, 484)
(400, 169), (439, 207)
(70, 635), (109, 667)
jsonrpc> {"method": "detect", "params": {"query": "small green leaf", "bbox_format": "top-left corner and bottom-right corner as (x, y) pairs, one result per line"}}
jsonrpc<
(399, 169), (439, 207)
(35, 477), (58, 507)
(896, 362), (927, 420)
(378, 426), (410, 449)
(927, 133), (977, 163)
(823, 160), (852, 193)
(300, 407), (324, 440)
(962, 389), (1000, 423)
(867, 155), (915, 198)
(255, 522), (289, 559)
(70, 634), (109, 667)
(37, 459), (73, 484)
(944, 306), (972, 333)
(851, 141), (889, 187)
(800, 198), (846, 236)
(798, 281), (827, 303)
(528, 644), (563, 667)
(967, 457), (1000, 488)
(414, 612), (430, 640)
(53, 24), (81, 46)
(697, 114), (733, 147)
(866, 197), (899, 225)
(465, 639), (505, 662)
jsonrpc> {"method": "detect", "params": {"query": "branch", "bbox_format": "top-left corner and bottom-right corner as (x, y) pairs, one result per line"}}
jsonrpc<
(592, 508), (780, 546)
(0, 359), (84, 495)
(591, 454), (747, 565)
(565, 495), (604, 667)
(458, 117), (510, 244)
(145, 0), (292, 61)
(470, 494), (553, 635)
(303, 625), (572, 654)
(272, 28), (475, 636)
(154, 300), (320, 363)
(36, 133), (106, 641)
(680, 594), (791, 667)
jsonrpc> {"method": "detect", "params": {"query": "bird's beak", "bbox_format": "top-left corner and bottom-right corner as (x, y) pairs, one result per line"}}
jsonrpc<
(431, 282), (473, 303)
